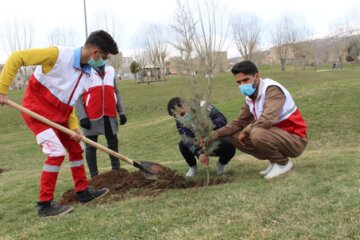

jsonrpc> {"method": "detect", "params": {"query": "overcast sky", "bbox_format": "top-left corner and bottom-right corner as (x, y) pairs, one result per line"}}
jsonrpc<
(0, 0), (358, 63)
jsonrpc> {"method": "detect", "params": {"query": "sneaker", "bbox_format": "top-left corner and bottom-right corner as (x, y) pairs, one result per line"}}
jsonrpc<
(259, 163), (274, 176)
(216, 162), (226, 175)
(185, 166), (198, 177)
(37, 201), (74, 217)
(76, 187), (109, 203)
(264, 160), (293, 180)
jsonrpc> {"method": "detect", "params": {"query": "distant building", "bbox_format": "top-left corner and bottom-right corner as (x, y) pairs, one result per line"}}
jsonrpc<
(121, 57), (134, 74)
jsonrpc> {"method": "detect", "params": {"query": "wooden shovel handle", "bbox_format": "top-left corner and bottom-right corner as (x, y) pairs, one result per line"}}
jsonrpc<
(6, 99), (135, 166)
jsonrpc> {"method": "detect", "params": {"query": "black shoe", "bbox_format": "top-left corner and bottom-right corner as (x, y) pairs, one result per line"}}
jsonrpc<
(76, 187), (109, 203)
(37, 201), (74, 217)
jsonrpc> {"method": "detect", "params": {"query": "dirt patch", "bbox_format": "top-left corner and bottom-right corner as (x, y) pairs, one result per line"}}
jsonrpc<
(0, 168), (5, 174)
(59, 166), (228, 205)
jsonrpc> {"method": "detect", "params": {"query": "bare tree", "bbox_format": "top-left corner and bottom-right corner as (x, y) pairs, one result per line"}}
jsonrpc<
(142, 23), (169, 80)
(328, 22), (351, 69)
(270, 15), (299, 71)
(330, 36), (349, 69)
(131, 47), (147, 82)
(171, 0), (229, 99)
(171, 0), (229, 184)
(171, 0), (197, 76)
(48, 27), (80, 47)
(292, 40), (315, 70)
(314, 39), (331, 65)
(323, 7), (360, 68)
(291, 22), (314, 70)
(91, 9), (122, 42)
(192, 0), (229, 96)
(345, 4), (360, 40)
(91, 9), (123, 74)
(0, 17), (35, 87)
(231, 13), (262, 61)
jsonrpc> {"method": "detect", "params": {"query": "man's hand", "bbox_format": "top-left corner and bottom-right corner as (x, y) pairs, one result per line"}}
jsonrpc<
(0, 94), (8, 106)
(210, 131), (218, 141)
(80, 118), (91, 129)
(199, 132), (216, 148)
(239, 131), (248, 145)
(199, 138), (206, 148)
(119, 114), (127, 125)
(70, 128), (83, 142)
(199, 154), (209, 165)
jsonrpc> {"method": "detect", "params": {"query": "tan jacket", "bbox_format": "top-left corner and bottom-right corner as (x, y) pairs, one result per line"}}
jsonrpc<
(214, 85), (287, 138)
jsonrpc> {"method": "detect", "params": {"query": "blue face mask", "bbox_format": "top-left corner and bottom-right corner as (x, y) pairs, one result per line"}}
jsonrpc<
(239, 83), (256, 96)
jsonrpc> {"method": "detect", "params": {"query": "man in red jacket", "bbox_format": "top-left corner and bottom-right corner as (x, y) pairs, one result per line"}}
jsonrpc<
(210, 61), (308, 179)
(76, 63), (127, 178)
(0, 30), (118, 217)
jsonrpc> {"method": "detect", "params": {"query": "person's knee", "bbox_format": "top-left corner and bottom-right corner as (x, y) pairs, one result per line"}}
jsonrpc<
(249, 128), (268, 146)
(228, 144), (236, 158)
(230, 132), (240, 145)
(178, 141), (186, 150)
(69, 145), (84, 160)
(221, 138), (236, 156)
(107, 135), (118, 145)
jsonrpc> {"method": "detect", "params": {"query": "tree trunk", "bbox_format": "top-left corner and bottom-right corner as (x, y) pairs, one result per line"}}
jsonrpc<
(280, 59), (286, 71)
(338, 56), (343, 69)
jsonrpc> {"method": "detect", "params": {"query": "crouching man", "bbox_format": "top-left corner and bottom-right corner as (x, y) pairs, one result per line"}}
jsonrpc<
(210, 61), (308, 179)
(167, 97), (236, 177)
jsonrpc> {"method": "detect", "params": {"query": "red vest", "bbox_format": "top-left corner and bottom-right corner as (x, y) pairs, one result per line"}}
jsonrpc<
(82, 66), (117, 120)
(23, 47), (91, 124)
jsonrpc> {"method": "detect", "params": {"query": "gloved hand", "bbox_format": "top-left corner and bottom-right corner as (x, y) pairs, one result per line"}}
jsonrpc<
(119, 114), (127, 125)
(80, 118), (91, 129)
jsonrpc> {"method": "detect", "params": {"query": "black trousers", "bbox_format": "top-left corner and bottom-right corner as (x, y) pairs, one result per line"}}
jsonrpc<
(179, 137), (236, 167)
(85, 116), (120, 177)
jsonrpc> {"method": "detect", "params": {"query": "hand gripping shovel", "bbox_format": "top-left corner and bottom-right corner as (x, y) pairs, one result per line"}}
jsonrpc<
(6, 100), (161, 179)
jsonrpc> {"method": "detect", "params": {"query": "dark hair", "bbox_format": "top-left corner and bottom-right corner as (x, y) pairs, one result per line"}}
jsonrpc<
(85, 30), (119, 54)
(231, 60), (258, 75)
(167, 97), (183, 116)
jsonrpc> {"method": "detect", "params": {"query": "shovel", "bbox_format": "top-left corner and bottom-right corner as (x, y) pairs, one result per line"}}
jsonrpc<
(6, 99), (161, 179)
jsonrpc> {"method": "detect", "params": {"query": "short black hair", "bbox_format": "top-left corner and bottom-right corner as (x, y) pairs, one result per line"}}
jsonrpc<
(85, 30), (119, 54)
(167, 97), (183, 116)
(231, 60), (258, 75)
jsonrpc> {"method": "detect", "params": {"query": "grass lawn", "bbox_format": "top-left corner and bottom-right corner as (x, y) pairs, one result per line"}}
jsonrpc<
(0, 64), (359, 239)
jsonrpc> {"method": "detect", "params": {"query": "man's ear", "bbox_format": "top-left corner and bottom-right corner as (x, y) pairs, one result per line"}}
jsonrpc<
(254, 73), (260, 86)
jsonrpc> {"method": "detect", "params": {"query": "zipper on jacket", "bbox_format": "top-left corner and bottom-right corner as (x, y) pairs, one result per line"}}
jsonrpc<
(102, 74), (105, 117)
(67, 71), (84, 105)
(252, 100), (258, 119)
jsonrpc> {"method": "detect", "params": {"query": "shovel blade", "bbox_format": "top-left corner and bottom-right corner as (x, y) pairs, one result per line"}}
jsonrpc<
(140, 161), (163, 180)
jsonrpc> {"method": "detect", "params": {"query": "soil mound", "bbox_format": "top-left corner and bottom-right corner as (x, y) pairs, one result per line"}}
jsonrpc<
(59, 166), (228, 204)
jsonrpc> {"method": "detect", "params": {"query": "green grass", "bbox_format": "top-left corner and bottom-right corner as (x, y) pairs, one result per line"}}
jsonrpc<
(1, 65), (360, 239)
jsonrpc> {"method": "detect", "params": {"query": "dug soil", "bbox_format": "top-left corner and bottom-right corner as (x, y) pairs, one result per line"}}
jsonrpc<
(59, 165), (228, 204)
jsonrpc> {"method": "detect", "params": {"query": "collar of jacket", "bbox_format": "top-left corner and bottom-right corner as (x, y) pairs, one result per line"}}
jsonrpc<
(73, 47), (92, 75)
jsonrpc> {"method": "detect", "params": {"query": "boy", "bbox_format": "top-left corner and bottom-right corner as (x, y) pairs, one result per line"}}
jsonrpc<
(0, 30), (118, 217)
(76, 63), (127, 177)
(167, 97), (236, 177)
